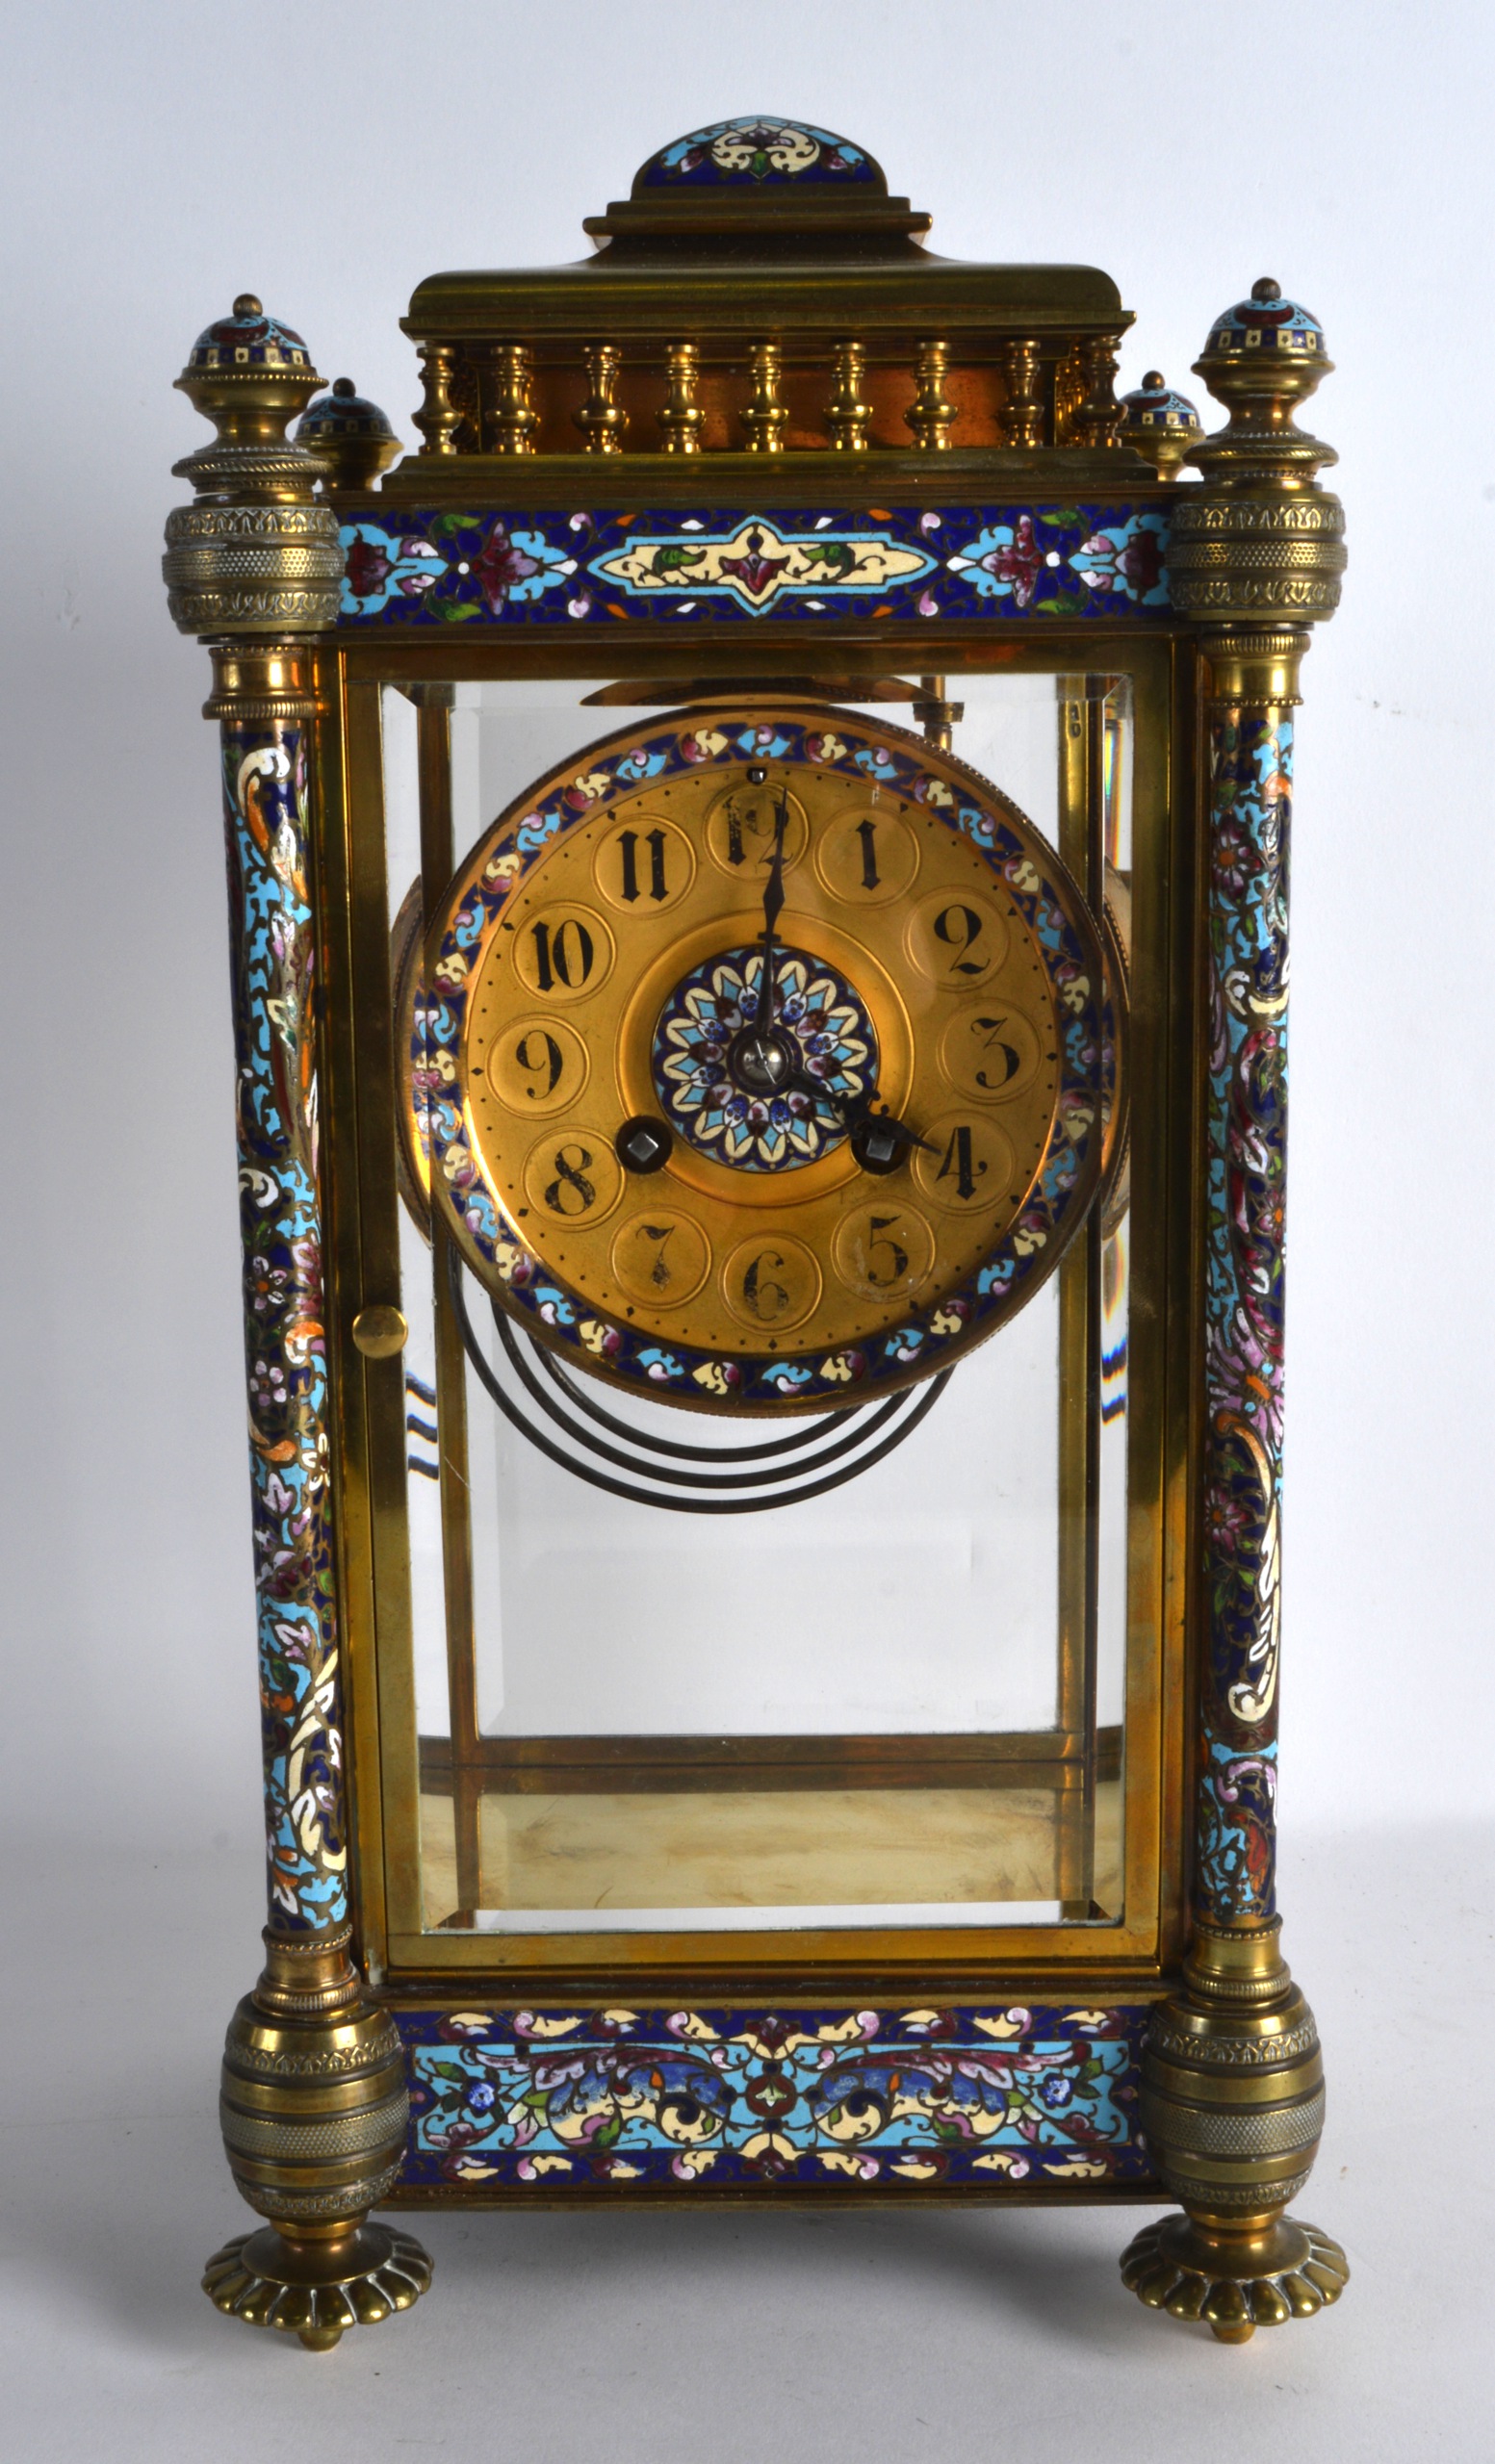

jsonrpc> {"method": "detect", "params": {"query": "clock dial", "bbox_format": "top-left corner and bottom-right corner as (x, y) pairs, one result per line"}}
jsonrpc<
(411, 704), (1119, 1414)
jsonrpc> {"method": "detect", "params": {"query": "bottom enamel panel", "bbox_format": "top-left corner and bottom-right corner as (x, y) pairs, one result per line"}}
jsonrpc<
(390, 2003), (1156, 2192)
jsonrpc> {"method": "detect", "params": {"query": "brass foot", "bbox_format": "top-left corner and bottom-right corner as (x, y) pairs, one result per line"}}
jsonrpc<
(1121, 2212), (1348, 2340)
(207, 1927), (430, 2348)
(203, 2221), (432, 2350)
(1122, 1917), (1346, 2338)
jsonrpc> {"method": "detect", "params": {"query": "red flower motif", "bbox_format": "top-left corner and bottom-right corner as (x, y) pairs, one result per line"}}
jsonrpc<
(345, 534), (390, 600)
(978, 514), (1042, 608)
(472, 521), (540, 614)
(718, 526), (790, 599)
(1118, 526), (1163, 597)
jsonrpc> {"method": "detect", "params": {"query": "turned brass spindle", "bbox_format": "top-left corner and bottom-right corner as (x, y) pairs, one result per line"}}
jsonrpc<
(826, 339), (873, 450)
(486, 342), (538, 455)
(912, 674), (965, 753)
(412, 343), (461, 456)
(576, 344), (627, 454)
(1075, 334), (1123, 448)
(742, 340), (788, 452)
(906, 339), (957, 450)
(1000, 338), (1044, 448)
(658, 341), (704, 454)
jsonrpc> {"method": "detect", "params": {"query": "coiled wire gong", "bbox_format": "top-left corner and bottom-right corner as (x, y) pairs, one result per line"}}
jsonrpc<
(448, 1245), (952, 1515)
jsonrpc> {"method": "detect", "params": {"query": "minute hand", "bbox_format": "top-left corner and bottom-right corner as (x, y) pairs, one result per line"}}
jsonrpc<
(755, 789), (789, 1028)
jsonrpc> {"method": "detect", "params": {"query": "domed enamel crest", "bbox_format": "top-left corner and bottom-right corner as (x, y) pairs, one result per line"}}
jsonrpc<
(634, 117), (881, 189)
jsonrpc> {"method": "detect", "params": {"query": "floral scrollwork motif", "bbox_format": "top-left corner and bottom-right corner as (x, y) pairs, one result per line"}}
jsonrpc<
(224, 727), (347, 1934)
(1198, 706), (1293, 1923)
(400, 2005), (1150, 2192)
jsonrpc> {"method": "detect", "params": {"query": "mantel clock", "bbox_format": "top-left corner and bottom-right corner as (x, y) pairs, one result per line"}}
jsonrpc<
(162, 117), (1349, 2350)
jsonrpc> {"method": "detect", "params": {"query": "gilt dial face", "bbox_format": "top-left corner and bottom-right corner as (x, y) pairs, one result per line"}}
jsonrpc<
(410, 704), (1117, 1415)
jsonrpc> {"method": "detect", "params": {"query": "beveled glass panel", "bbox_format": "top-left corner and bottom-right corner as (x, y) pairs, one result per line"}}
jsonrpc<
(377, 675), (1136, 1941)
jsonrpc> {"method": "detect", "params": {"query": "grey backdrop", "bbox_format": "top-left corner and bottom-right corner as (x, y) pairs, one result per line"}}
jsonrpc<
(2, 5), (1491, 2457)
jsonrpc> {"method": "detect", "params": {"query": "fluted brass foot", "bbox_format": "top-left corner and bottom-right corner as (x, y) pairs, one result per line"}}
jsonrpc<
(203, 2220), (432, 2349)
(207, 1926), (429, 2348)
(1121, 2212), (1348, 2341)
(1122, 1917), (1347, 2339)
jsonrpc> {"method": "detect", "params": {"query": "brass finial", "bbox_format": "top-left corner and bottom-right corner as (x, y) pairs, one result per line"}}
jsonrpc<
(163, 296), (342, 635)
(1168, 277), (1345, 626)
(577, 344), (627, 452)
(296, 376), (400, 492)
(658, 341), (704, 453)
(1189, 280), (1337, 489)
(171, 295), (325, 495)
(906, 339), (956, 449)
(742, 341), (788, 452)
(826, 339), (872, 450)
(1118, 370), (1202, 479)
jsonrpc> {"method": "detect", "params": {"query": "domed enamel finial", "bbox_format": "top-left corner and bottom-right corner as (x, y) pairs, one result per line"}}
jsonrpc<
(184, 295), (318, 377)
(1120, 370), (1202, 478)
(296, 376), (401, 492)
(1200, 275), (1327, 362)
(1188, 272), (1336, 487)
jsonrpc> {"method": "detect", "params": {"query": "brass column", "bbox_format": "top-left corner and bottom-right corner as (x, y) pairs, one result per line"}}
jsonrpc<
(163, 297), (430, 2348)
(1121, 280), (1348, 2338)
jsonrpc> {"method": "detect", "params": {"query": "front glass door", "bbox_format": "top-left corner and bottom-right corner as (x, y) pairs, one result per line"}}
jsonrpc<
(348, 654), (1181, 1969)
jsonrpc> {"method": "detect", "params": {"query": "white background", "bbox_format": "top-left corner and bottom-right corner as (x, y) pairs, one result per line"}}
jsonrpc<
(2, 4), (1491, 2457)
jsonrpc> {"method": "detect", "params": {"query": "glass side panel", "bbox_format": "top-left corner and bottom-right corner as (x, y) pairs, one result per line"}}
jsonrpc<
(379, 675), (1134, 1938)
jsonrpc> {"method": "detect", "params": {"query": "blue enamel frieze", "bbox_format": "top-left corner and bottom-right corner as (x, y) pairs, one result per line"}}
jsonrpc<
(398, 2005), (1153, 2191)
(337, 506), (1173, 627)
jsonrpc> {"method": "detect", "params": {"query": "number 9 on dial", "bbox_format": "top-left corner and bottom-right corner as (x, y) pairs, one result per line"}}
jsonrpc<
(484, 1016), (590, 1116)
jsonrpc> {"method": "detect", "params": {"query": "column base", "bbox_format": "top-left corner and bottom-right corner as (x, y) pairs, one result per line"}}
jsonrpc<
(207, 1926), (432, 2349)
(204, 2220), (432, 2350)
(1121, 2211), (1349, 2342)
(1121, 1917), (1347, 2340)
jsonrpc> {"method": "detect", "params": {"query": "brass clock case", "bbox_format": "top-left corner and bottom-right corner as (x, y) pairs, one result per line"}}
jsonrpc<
(407, 702), (1120, 1415)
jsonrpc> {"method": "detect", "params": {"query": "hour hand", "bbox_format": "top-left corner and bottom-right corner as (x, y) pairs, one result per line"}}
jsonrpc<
(849, 1108), (934, 1172)
(786, 1068), (933, 1170)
